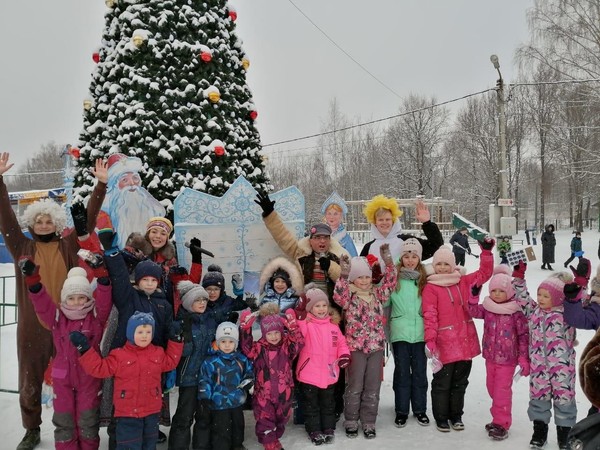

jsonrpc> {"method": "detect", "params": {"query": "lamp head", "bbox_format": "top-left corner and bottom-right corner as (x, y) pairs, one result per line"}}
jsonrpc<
(490, 54), (500, 70)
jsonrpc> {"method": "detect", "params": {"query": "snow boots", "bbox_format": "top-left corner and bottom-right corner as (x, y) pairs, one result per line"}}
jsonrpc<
(16, 428), (41, 450)
(557, 426), (571, 450)
(530, 420), (548, 449)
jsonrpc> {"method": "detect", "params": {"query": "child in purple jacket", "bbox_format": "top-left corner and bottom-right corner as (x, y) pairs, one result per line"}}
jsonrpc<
(468, 268), (529, 441)
(240, 303), (304, 450)
(20, 259), (112, 450)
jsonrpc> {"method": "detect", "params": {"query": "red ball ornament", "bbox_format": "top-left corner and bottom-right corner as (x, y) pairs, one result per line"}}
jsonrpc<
(249, 110), (258, 120)
(200, 51), (212, 62)
(68, 147), (81, 159)
(229, 10), (237, 21)
(92, 52), (100, 63)
(214, 146), (225, 156)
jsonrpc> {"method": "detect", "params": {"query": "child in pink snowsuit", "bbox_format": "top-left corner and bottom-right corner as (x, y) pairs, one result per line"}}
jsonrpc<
(468, 266), (529, 440)
(240, 304), (305, 450)
(21, 260), (112, 450)
(333, 243), (397, 439)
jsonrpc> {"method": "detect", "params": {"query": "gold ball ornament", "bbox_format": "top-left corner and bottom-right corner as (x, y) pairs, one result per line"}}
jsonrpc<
(242, 58), (250, 70)
(83, 99), (93, 111)
(105, 0), (116, 8)
(132, 35), (145, 48)
(208, 92), (221, 103)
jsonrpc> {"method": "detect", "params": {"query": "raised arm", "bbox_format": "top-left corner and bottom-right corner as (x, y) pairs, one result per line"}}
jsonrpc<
(0, 153), (28, 251)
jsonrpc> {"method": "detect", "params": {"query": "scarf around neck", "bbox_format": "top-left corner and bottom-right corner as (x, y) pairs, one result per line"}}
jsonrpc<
(427, 271), (461, 287)
(482, 296), (520, 315)
(61, 298), (95, 321)
(349, 283), (375, 305)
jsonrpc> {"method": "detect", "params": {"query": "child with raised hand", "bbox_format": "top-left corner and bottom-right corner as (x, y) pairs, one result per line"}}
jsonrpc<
(512, 262), (577, 450)
(562, 257), (600, 330)
(333, 243), (397, 439)
(385, 238), (430, 428)
(168, 281), (217, 450)
(19, 259), (112, 450)
(295, 288), (350, 445)
(258, 256), (303, 313)
(239, 303), (305, 450)
(70, 311), (183, 450)
(198, 322), (254, 450)
(467, 267), (529, 441)
(422, 237), (495, 433)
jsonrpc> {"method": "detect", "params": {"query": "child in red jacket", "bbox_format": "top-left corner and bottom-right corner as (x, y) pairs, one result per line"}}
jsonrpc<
(70, 311), (183, 450)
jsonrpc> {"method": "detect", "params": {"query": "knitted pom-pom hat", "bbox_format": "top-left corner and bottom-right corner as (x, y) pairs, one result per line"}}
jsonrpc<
(126, 311), (155, 344)
(178, 280), (209, 312)
(202, 264), (225, 289)
(538, 272), (573, 307)
(488, 273), (515, 301)
(60, 267), (93, 304)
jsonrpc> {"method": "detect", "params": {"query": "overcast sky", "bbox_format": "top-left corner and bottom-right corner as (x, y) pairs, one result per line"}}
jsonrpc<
(0, 0), (533, 172)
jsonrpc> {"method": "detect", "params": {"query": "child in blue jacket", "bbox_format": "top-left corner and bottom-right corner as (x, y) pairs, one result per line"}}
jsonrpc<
(199, 321), (253, 450)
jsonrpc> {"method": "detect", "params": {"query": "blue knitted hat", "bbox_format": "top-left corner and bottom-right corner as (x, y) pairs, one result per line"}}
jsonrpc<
(126, 311), (155, 344)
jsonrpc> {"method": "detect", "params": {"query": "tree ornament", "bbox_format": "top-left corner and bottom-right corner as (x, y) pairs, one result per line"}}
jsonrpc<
(242, 58), (250, 70)
(92, 52), (100, 63)
(83, 99), (93, 110)
(68, 147), (81, 158)
(132, 34), (145, 48)
(200, 51), (212, 62)
(208, 92), (221, 103)
(214, 145), (225, 156)
(228, 9), (237, 21)
(105, 0), (116, 7)
(249, 110), (258, 120)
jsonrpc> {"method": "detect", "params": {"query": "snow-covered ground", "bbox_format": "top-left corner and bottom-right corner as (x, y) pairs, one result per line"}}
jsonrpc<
(0, 228), (598, 449)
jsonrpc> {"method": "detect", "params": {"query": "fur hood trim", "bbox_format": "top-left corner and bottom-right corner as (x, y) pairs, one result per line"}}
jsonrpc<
(155, 240), (176, 261)
(259, 256), (303, 294)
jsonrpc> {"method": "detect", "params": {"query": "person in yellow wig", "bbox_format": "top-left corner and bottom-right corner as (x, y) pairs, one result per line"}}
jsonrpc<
(360, 196), (444, 266)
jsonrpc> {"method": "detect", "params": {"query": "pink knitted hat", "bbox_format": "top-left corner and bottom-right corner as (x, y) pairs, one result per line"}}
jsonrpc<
(493, 264), (512, 276)
(538, 273), (569, 307)
(305, 288), (329, 312)
(432, 247), (456, 272)
(488, 273), (515, 301)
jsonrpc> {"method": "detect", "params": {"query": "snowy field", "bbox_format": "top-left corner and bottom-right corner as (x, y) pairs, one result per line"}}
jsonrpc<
(0, 228), (598, 449)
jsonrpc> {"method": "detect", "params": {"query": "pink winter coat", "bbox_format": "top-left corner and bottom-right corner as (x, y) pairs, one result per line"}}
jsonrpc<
(29, 283), (113, 382)
(422, 249), (493, 365)
(296, 313), (349, 389)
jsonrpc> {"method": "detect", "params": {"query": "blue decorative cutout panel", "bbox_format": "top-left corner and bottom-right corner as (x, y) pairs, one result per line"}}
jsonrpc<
(173, 176), (305, 292)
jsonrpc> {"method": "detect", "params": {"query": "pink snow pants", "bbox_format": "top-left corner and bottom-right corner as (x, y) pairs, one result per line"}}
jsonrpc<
(52, 371), (102, 450)
(485, 360), (516, 430)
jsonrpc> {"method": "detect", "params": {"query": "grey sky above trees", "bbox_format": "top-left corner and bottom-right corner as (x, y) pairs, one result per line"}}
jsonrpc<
(0, 0), (531, 170)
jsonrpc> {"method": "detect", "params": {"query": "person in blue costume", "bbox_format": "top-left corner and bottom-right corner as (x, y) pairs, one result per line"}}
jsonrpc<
(321, 191), (358, 257)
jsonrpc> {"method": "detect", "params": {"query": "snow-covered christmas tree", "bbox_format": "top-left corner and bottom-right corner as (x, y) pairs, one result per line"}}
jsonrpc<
(74, 0), (271, 212)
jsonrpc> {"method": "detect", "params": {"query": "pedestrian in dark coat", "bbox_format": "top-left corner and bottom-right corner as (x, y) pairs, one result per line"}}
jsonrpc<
(563, 231), (582, 268)
(240, 304), (304, 450)
(449, 227), (471, 266)
(541, 224), (556, 270)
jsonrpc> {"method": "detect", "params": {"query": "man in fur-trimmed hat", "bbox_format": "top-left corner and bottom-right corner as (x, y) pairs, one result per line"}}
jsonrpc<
(255, 192), (349, 302)
(0, 152), (108, 450)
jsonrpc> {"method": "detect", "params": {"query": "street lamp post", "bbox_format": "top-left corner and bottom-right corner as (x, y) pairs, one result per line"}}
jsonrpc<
(490, 54), (511, 221)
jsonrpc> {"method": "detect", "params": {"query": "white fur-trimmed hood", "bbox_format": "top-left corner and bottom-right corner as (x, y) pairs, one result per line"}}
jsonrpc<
(259, 256), (304, 294)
